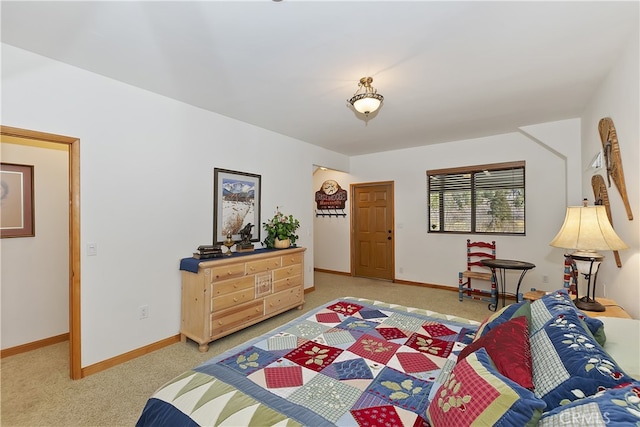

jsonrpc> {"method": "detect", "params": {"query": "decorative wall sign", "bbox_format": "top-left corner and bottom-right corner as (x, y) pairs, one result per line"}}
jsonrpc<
(213, 168), (261, 245)
(592, 174), (622, 267)
(1, 163), (35, 238)
(315, 179), (347, 217)
(598, 117), (633, 220)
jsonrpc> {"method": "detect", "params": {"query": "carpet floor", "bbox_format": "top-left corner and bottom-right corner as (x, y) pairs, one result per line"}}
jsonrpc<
(1, 272), (495, 426)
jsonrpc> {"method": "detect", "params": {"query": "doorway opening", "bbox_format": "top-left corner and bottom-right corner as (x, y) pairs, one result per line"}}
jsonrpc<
(0, 126), (81, 379)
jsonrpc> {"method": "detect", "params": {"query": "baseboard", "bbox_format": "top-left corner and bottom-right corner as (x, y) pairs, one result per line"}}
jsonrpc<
(81, 335), (180, 378)
(1, 333), (69, 358)
(393, 278), (458, 291)
(395, 278), (517, 301)
(314, 268), (351, 276)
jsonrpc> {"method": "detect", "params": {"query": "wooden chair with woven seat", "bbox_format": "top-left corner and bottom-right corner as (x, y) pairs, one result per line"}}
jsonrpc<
(458, 239), (498, 310)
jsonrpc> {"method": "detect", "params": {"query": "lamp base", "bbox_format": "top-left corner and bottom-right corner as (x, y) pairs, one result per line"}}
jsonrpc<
(574, 296), (605, 312)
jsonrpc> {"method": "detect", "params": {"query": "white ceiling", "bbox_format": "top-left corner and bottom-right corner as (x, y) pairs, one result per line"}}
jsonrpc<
(2, 1), (638, 156)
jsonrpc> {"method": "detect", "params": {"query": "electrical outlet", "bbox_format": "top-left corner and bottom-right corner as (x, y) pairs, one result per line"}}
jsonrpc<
(542, 275), (549, 284)
(139, 305), (149, 319)
(399, 267), (404, 274)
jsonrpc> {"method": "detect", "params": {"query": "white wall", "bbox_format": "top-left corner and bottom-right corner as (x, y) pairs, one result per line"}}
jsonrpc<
(344, 126), (576, 292)
(1, 44), (349, 366)
(581, 34), (640, 319)
(1, 139), (69, 348)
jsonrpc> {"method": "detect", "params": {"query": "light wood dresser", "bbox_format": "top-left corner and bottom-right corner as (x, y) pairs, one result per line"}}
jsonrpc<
(180, 247), (306, 352)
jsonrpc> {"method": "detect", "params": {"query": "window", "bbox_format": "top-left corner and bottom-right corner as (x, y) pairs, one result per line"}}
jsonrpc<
(427, 161), (525, 235)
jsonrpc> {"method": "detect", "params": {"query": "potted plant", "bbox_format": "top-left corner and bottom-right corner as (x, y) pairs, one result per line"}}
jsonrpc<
(262, 209), (300, 249)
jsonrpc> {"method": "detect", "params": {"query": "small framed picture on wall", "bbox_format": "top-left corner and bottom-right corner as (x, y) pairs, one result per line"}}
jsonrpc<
(1, 162), (35, 238)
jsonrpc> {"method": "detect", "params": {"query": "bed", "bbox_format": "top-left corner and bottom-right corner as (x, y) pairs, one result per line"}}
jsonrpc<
(137, 292), (640, 426)
(136, 297), (480, 426)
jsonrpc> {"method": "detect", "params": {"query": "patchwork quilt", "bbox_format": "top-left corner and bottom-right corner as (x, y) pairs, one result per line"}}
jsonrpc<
(136, 298), (479, 426)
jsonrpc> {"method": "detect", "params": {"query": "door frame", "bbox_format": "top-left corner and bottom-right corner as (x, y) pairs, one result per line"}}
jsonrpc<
(0, 125), (81, 379)
(350, 180), (395, 281)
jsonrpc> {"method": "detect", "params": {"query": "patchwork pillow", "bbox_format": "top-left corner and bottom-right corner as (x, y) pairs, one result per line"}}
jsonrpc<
(474, 300), (531, 340)
(426, 348), (546, 427)
(458, 316), (533, 390)
(538, 382), (640, 426)
(530, 289), (606, 345)
(530, 307), (634, 410)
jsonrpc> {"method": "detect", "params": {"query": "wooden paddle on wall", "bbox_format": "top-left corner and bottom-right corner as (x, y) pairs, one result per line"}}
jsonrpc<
(598, 117), (633, 221)
(592, 174), (622, 267)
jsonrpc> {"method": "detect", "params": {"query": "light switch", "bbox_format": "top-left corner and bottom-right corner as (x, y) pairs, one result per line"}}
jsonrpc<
(87, 243), (98, 256)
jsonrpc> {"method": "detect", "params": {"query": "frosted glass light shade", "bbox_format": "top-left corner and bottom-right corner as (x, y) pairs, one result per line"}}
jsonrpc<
(549, 206), (628, 251)
(573, 257), (602, 276)
(353, 96), (382, 114)
(348, 76), (384, 116)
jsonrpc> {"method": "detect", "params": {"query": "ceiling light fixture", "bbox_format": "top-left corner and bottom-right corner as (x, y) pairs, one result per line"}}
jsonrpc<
(348, 77), (384, 117)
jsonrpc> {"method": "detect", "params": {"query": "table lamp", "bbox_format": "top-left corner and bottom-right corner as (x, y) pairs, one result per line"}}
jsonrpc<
(549, 200), (628, 312)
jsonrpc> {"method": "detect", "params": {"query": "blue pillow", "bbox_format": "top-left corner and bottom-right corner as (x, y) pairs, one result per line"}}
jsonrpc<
(530, 289), (605, 346)
(529, 307), (634, 410)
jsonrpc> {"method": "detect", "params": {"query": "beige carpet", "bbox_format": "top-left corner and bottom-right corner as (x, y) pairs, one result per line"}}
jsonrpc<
(1, 272), (495, 426)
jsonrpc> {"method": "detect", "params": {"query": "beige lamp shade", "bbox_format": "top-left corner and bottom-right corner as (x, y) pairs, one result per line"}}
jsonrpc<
(549, 205), (628, 252)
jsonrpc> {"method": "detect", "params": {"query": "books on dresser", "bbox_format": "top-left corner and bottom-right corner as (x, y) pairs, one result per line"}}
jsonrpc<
(193, 244), (223, 259)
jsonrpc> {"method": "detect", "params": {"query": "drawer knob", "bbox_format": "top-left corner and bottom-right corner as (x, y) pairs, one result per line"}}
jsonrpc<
(250, 267), (255, 271)
(233, 284), (238, 288)
(233, 297), (238, 302)
(227, 271), (232, 276)
(218, 321), (223, 325)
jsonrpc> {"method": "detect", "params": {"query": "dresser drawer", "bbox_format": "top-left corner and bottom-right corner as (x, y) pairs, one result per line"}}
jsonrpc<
(211, 300), (263, 337)
(264, 287), (303, 315)
(273, 275), (302, 293)
(211, 275), (254, 297)
(246, 257), (281, 274)
(281, 253), (303, 267)
(212, 288), (255, 312)
(210, 264), (246, 282)
(273, 264), (302, 281)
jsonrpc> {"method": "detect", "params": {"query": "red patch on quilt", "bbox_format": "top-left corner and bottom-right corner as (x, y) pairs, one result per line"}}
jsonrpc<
(376, 327), (408, 341)
(405, 333), (454, 358)
(264, 365), (304, 389)
(327, 302), (363, 315)
(422, 321), (456, 337)
(351, 405), (402, 427)
(457, 315), (533, 390)
(284, 341), (342, 372)
(315, 311), (342, 324)
(396, 352), (440, 373)
(348, 334), (401, 365)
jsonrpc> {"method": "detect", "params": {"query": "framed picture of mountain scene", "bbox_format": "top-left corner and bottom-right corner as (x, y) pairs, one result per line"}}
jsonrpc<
(213, 168), (261, 245)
